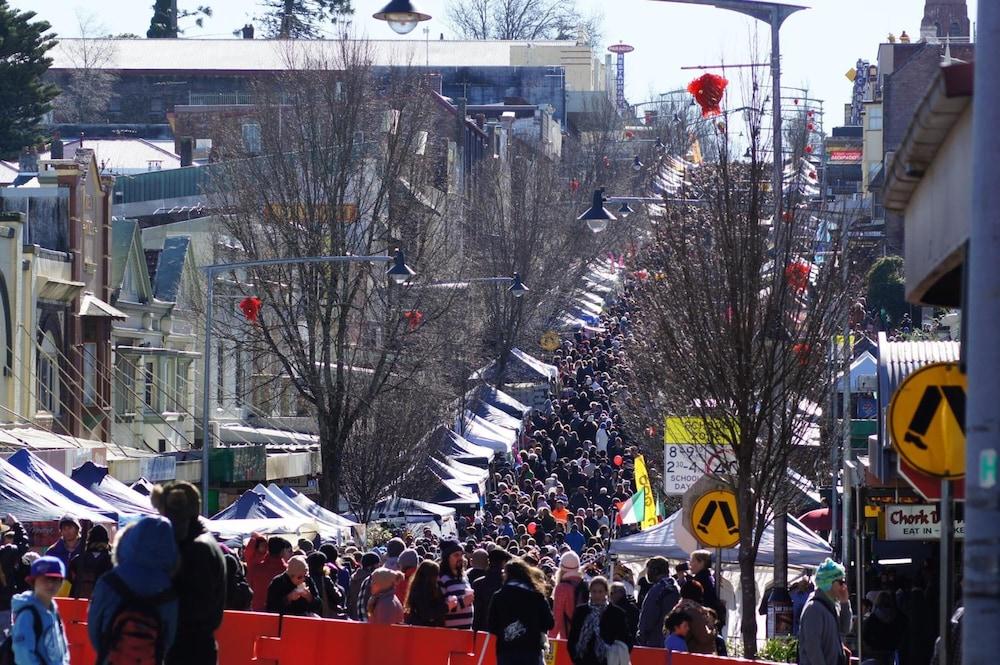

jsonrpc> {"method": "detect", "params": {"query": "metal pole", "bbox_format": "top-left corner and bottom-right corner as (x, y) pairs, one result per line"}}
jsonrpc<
(939, 478), (953, 665)
(855, 489), (864, 664)
(770, 9), (783, 225)
(965, 3), (1000, 664)
(200, 269), (214, 516)
(829, 336), (839, 554)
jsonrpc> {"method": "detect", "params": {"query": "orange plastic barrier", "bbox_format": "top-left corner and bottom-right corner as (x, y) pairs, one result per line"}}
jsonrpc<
(59, 598), (761, 665)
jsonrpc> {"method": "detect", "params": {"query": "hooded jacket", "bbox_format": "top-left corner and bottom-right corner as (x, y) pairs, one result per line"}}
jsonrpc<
(636, 576), (680, 647)
(87, 516), (180, 662)
(798, 590), (852, 665)
(10, 591), (70, 665)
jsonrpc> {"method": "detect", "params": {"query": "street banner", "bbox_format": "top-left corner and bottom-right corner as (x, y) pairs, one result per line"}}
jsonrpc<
(634, 455), (658, 529)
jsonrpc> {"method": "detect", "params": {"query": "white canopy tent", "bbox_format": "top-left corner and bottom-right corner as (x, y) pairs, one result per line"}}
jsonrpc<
(456, 412), (517, 454)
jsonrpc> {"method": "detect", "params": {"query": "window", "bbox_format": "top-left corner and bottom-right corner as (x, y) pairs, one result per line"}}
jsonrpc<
(176, 360), (190, 412)
(866, 106), (883, 131)
(115, 354), (136, 415)
(36, 334), (59, 415)
(147, 160), (163, 171)
(144, 361), (156, 411)
(242, 123), (261, 154)
(82, 343), (97, 406)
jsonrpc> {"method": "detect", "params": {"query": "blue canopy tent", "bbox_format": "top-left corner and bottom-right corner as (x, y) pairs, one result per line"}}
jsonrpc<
(274, 485), (360, 532)
(430, 426), (494, 467)
(7, 450), (120, 522)
(0, 457), (110, 524)
(71, 462), (156, 516)
(471, 384), (530, 419)
(212, 487), (287, 521)
(212, 485), (355, 541)
(130, 478), (154, 496)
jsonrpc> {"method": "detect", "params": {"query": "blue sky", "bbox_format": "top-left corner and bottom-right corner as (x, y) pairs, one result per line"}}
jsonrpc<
(14, 0), (979, 125)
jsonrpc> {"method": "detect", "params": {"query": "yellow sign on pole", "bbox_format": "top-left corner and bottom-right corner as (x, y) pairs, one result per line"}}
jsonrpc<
(689, 488), (740, 548)
(889, 362), (967, 479)
(539, 331), (561, 352)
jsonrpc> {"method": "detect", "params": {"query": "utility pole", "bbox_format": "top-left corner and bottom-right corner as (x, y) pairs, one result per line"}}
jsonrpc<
(964, 1), (1000, 663)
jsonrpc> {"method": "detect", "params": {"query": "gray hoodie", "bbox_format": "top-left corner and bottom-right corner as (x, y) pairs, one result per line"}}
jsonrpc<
(798, 590), (852, 665)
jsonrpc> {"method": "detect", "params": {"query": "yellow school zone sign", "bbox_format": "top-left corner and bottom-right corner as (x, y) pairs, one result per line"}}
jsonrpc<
(889, 362), (966, 479)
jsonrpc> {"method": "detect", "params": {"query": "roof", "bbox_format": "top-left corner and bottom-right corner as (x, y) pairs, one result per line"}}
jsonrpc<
(884, 62), (973, 211)
(152, 236), (192, 302)
(78, 292), (127, 319)
(47, 38), (580, 73)
(4, 139), (180, 176)
(877, 332), (960, 398)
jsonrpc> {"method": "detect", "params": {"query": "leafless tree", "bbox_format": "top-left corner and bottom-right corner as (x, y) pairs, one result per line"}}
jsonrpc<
(208, 41), (471, 509)
(52, 12), (118, 123)
(446, 0), (601, 43)
(622, 77), (856, 655)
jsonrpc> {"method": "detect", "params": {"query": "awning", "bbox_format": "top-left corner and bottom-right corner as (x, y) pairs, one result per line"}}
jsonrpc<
(115, 345), (200, 357)
(38, 276), (85, 301)
(219, 423), (319, 448)
(79, 293), (127, 319)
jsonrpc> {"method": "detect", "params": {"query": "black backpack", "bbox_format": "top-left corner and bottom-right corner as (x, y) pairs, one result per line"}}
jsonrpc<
(0, 604), (50, 665)
(98, 572), (175, 665)
(223, 552), (253, 611)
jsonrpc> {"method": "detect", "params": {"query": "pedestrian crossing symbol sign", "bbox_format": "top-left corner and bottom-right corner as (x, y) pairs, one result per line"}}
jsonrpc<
(889, 362), (966, 479)
(689, 488), (740, 548)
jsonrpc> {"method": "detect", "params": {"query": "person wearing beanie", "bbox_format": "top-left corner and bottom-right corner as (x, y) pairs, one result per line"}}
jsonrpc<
(88, 516), (179, 663)
(306, 552), (345, 619)
(68, 524), (113, 600)
(438, 540), (474, 629)
(471, 548), (511, 632)
(550, 550), (585, 639)
(366, 568), (404, 625)
(266, 555), (320, 617)
(798, 558), (852, 665)
(384, 538), (406, 571)
(151, 480), (226, 665)
(349, 552), (381, 621)
(10, 555), (70, 665)
(44, 515), (83, 570)
(395, 549), (419, 604)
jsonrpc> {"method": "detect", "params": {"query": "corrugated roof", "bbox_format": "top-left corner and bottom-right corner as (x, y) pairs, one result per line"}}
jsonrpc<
(153, 236), (192, 302)
(48, 38), (577, 72)
(877, 332), (960, 398)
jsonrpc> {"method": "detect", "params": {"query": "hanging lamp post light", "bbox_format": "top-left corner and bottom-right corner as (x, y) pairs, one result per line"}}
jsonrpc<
(373, 0), (431, 34)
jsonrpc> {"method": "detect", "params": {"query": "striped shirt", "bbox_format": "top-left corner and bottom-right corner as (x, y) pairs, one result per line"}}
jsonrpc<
(438, 573), (474, 629)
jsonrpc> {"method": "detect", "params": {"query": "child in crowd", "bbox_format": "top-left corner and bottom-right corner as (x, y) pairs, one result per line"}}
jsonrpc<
(664, 611), (692, 652)
(10, 556), (70, 665)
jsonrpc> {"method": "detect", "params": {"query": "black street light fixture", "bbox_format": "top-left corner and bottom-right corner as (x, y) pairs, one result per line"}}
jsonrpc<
(632, 155), (644, 172)
(617, 202), (635, 218)
(386, 248), (416, 284)
(373, 0), (431, 34)
(508, 272), (529, 298)
(577, 188), (617, 233)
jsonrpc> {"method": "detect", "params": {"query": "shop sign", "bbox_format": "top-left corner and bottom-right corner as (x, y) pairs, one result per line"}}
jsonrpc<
(880, 504), (964, 540)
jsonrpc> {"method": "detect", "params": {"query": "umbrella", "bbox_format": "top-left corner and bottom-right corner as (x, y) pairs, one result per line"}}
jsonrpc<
(798, 507), (831, 532)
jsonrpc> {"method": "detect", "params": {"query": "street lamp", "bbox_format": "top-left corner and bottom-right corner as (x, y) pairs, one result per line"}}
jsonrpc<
(632, 155), (644, 172)
(617, 202), (635, 218)
(508, 272), (529, 298)
(577, 188), (617, 233)
(198, 250), (415, 515)
(373, 0), (431, 34)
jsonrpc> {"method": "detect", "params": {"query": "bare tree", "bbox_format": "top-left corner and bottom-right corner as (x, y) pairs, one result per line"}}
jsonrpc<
(446, 0), (600, 42)
(623, 80), (855, 655)
(52, 13), (118, 123)
(209, 41), (470, 509)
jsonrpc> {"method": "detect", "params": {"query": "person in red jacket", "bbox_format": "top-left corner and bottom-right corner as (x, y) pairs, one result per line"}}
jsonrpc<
(245, 534), (291, 611)
(395, 549), (419, 604)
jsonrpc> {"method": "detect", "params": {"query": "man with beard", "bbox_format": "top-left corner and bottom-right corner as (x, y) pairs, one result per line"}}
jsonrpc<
(437, 540), (474, 629)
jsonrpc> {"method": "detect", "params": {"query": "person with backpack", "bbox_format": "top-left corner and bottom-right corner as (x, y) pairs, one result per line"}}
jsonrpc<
(7, 556), (70, 665)
(636, 556), (680, 647)
(306, 552), (344, 619)
(798, 558), (853, 665)
(220, 546), (252, 612)
(1, 515), (30, 629)
(150, 481), (226, 665)
(486, 558), (555, 665)
(550, 551), (585, 639)
(87, 516), (179, 665)
(69, 525), (113, 600)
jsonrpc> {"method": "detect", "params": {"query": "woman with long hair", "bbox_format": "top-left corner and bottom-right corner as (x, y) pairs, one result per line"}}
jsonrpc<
(486, 558), (555, 665)
(568, 576), (632, 665)
(403, 560), (448, 627)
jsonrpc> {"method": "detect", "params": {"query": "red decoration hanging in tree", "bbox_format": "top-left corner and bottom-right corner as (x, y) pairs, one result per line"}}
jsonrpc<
(569, 177), (580, 193)
(687, 73), (729, 117)
(793, 98), (800, 105)
(625, 130), (635, 140)
(792, 342), (812, 366)
(785, 261), (811, 292)
(807, 122), (815, 131)
(403, 309), (424, 331)
(805, 145), (814, 154)
(631, 269), (649, 281)
(239, 296), (262, 323)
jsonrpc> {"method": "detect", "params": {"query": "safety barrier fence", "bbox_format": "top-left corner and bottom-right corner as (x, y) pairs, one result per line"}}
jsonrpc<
(58, 598), (762, 665)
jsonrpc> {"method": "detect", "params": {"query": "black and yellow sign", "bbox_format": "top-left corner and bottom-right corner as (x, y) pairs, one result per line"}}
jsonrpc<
(889, 362), (966, 479)
(539, 331), (561, 352)
(689, 488), (740, 548)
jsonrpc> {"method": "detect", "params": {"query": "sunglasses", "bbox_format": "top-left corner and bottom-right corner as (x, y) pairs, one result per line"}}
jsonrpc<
(835, 579), (848, 586)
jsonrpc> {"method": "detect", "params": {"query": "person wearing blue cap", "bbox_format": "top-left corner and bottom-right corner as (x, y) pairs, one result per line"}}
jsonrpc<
(798, 558), (853, 665)
(9, 555), (70, 665)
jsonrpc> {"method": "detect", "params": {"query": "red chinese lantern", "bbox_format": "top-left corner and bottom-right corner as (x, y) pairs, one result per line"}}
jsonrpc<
(632, 269), (649, 281)
(403, 309), (424, 330)
(239, 296), (262, 323)
(792, 343), (812, 366)
(793, 98), (800, 105)
(613, 454), (624, 467)
(687, 73), (729, 117)
(808, 170), (818, 180)
(527, 522), (537, 535)
(569, 177), (580, 193)
(785, 261), (811, 292)
(805, 145), (814, 154)
(807, 110), (815, 118)
(625, 130), (635, 140)
(807, 122), (815, 131)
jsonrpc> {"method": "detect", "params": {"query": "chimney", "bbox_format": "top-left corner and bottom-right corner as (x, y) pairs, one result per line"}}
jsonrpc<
(50, 132), (64, 160)
(18, 148), (38, 175)
(179, 137), (193, 167)
(241, 24), (255, 39)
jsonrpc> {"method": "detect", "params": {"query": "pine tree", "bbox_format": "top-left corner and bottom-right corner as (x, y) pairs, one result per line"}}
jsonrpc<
(147, 0), (176, 38)
(0, 2), (58, 159)
(259, 0), (352, 39)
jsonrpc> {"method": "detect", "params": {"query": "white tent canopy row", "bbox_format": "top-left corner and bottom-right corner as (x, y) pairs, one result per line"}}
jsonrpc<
(455, 411), (518, 454)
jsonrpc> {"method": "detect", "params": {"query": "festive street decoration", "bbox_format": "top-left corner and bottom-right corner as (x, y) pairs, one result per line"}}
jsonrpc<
(614, 454), (624, 467)
(793, 343), (812, 366)
(403, 309), (424, 330)
(785, 261), (811, 292)
(687, 73), (728, 117)
(239, 296), (262, 322)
